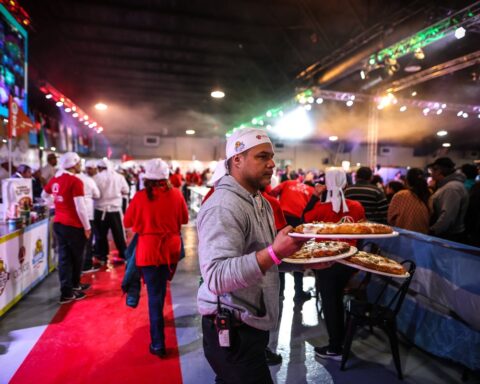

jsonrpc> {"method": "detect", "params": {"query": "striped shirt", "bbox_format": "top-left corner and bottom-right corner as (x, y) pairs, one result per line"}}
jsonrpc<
(344, 181), (388, 224)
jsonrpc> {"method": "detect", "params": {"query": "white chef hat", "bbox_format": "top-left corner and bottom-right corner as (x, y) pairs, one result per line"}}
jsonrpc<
(85, 159), (97, 168)
(59, 152), (81, 170)
(144, 158), (169, 180)
(325, 167), (349, 214)
(211, 128), (273, 186)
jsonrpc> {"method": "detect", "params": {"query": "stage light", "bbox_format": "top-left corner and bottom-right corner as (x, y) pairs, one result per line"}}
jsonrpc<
(400, 106), (407, 112)
(441, 104), (447, 108)
(423, 108), (430, 115)
(56, 101), (63, 107)
(411, 91), (417, 96)
(72, 112), (79, 118)
(346, 100), (354, 107)
(95, 102), (108, 111)
(462, 112), (469, 118)
(316, 98), (323, 104)
(273, 107), (313, 139)
(186, 130), (195, 135)
(455, 27), (466, 39)
(442, 143), (451, 148)
(457, 110), (464, 117)
(437, 130), (448, 136)
(414, 48), (425, 60)
(304, 104), (312, 111)
(84, 121), (89, 125)
(307, 96), (314, 104)
(211, 90), (225, 99)
(65, 108), (71, 113)
(329, 136), (338, 141)
(266, 111), (272, 117)
(50, 147), (56, 151)
(360, 70), (366, 80)
(45, 94), (52, 99)
(436, 109), (443, 115)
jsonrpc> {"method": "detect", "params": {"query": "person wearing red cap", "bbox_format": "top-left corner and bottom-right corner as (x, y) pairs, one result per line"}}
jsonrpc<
(43, 152), (91, 304)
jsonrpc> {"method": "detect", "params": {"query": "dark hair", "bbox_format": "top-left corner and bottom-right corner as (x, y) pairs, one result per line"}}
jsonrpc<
(386, 181), (405, 194)
(144, 179), (171, 201)
(461, 163), (478, 180)
(406, 168), (430, 206)
(356, 166), (372, 181)
(371, 175), (384, 186)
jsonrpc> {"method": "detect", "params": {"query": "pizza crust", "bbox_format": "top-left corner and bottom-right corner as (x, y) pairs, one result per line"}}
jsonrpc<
(345, 251), (406, 275)
(292, 222), (393, 235)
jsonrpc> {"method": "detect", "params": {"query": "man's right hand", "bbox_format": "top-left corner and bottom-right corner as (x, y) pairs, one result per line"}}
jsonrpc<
(271, 226), (309, 259)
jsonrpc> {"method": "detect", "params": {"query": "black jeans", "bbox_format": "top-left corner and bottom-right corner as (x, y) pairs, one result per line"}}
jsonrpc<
(202, 317), (273, 384)
(82, 220), (95, 270)
(315, 263), (355, 350)
(94, 210), (127, 261)
(53, 223), (86, 297)
(140, 265), (170, 349)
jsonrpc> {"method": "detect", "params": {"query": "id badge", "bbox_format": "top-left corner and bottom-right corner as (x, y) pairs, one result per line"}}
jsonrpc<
(218, 329), (230, 347)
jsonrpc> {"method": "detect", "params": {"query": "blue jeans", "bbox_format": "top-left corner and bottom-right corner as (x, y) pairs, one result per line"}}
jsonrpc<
(140, 265), (170, 349)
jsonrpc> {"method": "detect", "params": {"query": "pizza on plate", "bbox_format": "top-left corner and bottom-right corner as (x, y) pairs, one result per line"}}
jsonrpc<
(292, 222), (393, 235)
(289, 240), (351, 259)
(344, 251), (406, 275)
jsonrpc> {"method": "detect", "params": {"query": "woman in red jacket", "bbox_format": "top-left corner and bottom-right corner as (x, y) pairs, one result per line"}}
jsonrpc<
(124, 159), (189, 357)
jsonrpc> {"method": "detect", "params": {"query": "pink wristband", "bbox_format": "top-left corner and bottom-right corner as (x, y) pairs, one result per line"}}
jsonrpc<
(267, 245), (282, 265)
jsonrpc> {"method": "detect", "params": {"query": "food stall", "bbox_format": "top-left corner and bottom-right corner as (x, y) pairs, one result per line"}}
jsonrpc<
(0, 216), (51, 317)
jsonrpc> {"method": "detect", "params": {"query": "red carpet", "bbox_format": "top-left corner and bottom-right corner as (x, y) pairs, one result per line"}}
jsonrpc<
(10, 261), (183, 384)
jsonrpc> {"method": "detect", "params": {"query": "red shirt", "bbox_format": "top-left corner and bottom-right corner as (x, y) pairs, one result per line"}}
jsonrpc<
(169, 173), (183, 188)
(44, 172), (85, 228)
(124, 186), (189, 267)
(270, 180), (314, 218)
(262, 192), (287, 231)
(304, 199), (366, 246)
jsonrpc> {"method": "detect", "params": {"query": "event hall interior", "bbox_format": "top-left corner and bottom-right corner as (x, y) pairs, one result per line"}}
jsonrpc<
(0, 0), (479, 383)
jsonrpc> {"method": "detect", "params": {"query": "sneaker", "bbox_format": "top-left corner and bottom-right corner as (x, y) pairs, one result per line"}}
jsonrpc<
(293, 291), (312, 302)
(314, 345), (342, 361)
(73, 291), (87, 301)
(265, 347), (282, 366)
(59, 294), (76, 304)
(73, 283), (91, 291)
(82, 265), (101, 274)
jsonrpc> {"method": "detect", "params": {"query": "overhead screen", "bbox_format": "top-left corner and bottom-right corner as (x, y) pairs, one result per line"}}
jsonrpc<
(0, 4), (27, 118)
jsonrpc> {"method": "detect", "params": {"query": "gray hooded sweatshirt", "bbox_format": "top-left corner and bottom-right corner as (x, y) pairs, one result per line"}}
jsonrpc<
(197, 175), (280, 331)
(430, 171), (469, 236)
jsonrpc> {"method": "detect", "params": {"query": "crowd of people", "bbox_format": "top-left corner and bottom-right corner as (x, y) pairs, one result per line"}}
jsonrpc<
(3, 129), (479, 382)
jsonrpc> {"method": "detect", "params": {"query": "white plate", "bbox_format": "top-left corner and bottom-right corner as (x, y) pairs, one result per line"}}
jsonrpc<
(337, 258), (410, 278)
(283, 246), (357, 264)
(288, 231), (399, 239)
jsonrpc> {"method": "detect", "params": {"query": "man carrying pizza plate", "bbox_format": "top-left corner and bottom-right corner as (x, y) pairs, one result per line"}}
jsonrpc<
(197, 127), (332, 383)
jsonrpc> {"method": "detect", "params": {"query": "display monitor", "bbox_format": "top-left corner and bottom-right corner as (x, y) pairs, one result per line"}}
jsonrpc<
(0, 4), (27, 118)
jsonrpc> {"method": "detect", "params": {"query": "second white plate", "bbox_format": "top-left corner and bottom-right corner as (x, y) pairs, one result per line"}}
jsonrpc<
(283, 246), (358, 264)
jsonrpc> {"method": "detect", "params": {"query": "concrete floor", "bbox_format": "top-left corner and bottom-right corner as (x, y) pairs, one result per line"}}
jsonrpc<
(0, 222), (477, 383)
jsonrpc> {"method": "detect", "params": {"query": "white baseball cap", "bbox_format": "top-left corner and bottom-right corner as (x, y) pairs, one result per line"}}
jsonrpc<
(85, 159), (97, 168)
(226, 128), (272, 160)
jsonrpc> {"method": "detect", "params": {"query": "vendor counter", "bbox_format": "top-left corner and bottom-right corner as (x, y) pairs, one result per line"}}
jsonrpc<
(0, 217), (54, 317)
(367, 229), (480, 371)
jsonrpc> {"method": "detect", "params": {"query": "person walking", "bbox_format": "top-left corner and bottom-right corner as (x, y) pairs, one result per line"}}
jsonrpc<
(124, 159), (189, 357)
(43, 152), (91, 303)
(94, 159), (129, 264)
(197, 128), (322, 383)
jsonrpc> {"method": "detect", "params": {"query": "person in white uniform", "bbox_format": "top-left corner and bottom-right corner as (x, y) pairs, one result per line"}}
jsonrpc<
(93, 159), (129, 263)
(40, 153), (58, 185)
(77, 160), (101, 272)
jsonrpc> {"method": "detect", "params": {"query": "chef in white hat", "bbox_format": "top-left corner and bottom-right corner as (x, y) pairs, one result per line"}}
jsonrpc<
(42, 152), (92, 304)
(196, 127), (314, 383)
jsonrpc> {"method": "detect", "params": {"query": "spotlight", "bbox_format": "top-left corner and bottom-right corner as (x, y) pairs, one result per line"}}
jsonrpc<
(304, 104), (312, 111)
(423, 108), (430, 115)
(400, 106), (407, 112)
(457, 111), (463, 117)
(411, 91), (417, 97)
(316, 98), (323, 104)
(462, 112), (468, 118)
(455, 27), (466, 39)
(56, 101), (63, 107)
(72, 112), (79, 118)
(211, 90), (225, 99)
(65, 108), (71, 113)
(442, 143), (451, 148)
(307, 97), (314, 104)
(329, 135), (338, 141)
(95, 103), (108, 111)
(436, 109), (443, 115)
(360, 70), (366, 80)
(346, 100), (354, 107)
(186, 130), (195, 135)
(437, 130), (448, 136)
(414, 48), (425, 60)
(45, 94), (52, 99)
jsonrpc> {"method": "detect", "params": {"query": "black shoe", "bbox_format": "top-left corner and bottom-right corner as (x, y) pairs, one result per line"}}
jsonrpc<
(149, 344), (166, 358)
(73, 291), (87, 301)
(82, 265), (101, 274)
(294, 291), (312, 302)
(59, 294), (76, 304)
(314, 345), (342, 361)
(265, 347), (282, 366)
(73, 283), (91, 291)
